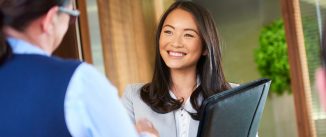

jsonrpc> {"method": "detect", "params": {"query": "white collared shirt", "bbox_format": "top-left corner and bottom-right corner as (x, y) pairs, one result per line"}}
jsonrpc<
(169, 91), (200, 137)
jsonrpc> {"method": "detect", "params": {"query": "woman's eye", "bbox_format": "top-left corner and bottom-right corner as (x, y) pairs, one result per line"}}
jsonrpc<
(184, 34), (194, 38)
(163, 30), (172, 35)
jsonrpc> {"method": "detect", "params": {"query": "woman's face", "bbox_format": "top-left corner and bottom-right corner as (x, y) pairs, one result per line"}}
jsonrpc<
(159, 8), (204, 71)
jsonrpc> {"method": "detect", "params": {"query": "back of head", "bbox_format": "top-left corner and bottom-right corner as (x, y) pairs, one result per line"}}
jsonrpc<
(0, 0), (69, 65)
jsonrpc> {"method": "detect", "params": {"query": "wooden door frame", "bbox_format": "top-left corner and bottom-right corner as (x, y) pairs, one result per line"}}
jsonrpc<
(53, 0), (93, 64)
(281, 0), (316, 136)
(76, 0), (93, 64)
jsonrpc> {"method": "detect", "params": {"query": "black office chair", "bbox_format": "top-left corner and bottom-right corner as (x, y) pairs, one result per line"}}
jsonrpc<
(197, 78), (271, 137)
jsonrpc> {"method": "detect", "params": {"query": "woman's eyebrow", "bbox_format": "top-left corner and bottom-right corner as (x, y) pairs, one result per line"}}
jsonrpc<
(163, 24), (175, 29)
(184, 28), (199, 35)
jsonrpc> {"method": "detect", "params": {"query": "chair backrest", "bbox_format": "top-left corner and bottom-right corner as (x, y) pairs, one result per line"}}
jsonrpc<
(197, 78), (271, 137)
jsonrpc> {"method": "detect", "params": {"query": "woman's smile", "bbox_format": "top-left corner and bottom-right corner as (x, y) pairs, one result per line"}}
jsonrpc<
(168, 51), (187, 57)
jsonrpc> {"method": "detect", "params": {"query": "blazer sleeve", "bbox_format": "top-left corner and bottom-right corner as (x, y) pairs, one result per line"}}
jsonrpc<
(121, 84), (136, 123)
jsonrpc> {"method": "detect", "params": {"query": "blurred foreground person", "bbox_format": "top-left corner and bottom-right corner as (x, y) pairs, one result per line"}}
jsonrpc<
(0, 0), (157, 137)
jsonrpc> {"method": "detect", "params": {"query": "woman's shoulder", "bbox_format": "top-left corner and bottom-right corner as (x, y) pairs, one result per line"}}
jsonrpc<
(122, 83), (146, 101)
(124, 83), (145, 94)
(126, 83), (145, 88)
(121, 83), (156, 117)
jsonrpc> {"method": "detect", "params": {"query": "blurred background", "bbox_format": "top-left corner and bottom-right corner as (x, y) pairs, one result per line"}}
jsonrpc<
(55, 0), (326, 136)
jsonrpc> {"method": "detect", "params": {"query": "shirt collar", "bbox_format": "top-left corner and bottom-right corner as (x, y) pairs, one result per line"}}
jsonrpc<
(7, 37), (50, 56)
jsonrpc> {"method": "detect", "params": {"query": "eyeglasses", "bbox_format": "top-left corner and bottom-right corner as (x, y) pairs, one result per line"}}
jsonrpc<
(58, 6), (80, 24)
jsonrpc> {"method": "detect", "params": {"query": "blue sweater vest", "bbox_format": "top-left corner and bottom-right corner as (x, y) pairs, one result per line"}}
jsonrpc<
(0, 54), (81, 137)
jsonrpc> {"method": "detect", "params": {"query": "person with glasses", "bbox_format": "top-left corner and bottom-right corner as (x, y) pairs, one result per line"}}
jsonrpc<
(0, 0), (158, 137)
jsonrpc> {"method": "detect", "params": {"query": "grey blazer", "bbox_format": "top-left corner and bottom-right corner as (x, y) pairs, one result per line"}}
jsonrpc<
(121, 83), (240, 137)
(122, 83), (200, 137)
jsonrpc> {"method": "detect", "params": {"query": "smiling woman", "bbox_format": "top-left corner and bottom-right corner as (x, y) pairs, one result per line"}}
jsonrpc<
(121, 1), (231, 137)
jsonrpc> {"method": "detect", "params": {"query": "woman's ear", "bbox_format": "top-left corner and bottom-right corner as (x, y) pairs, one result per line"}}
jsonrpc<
(41, 6), (59, 34)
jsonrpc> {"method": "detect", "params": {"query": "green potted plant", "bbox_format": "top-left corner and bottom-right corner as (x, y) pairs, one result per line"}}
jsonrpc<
(254, 19), (291, 95)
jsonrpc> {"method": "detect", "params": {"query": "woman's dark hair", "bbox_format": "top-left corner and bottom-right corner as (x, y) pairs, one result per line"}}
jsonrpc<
(0, 0), (70, 65)
(140, 1), (231, 120)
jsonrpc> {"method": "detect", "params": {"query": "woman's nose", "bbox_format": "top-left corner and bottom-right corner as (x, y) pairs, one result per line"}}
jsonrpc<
(171, 35), (183, 48)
